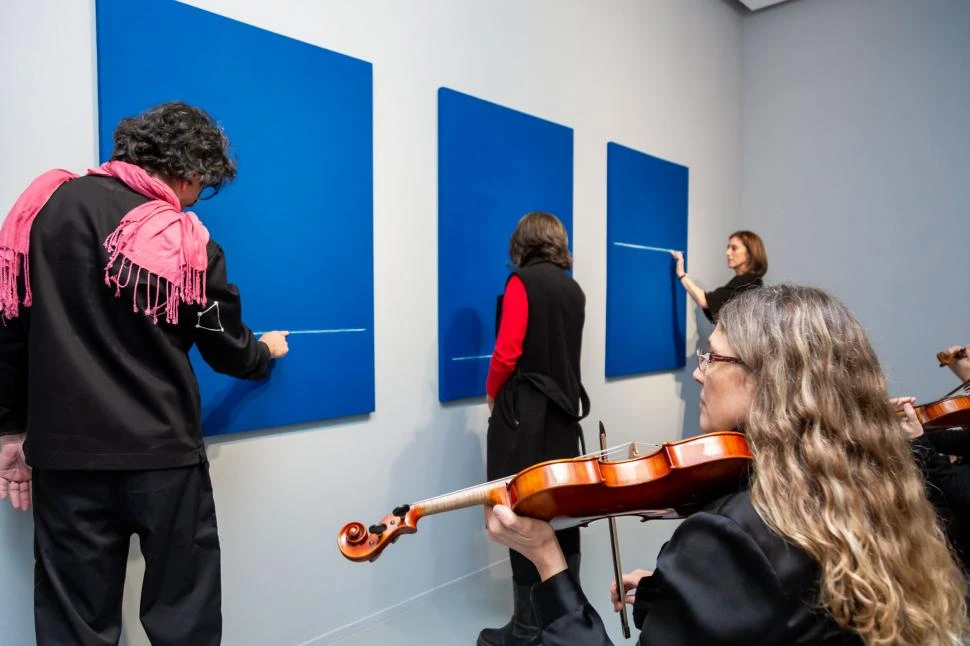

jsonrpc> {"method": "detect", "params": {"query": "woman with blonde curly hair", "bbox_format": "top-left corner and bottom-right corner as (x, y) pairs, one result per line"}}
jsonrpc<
(484, 285), (967, 645)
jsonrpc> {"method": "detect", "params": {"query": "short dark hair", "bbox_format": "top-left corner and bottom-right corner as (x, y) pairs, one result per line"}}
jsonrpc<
(730, 230), (768, 277)
(509, 211), (572, 269)
(110, 101), (237, 193)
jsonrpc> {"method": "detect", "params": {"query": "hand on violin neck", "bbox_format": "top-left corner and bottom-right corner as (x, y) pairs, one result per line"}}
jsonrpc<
(889, 396), (924, 440)
(485, 505), (566, 582)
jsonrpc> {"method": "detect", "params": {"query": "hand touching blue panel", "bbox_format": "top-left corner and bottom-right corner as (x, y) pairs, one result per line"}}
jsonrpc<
(96, 0), (375, 433)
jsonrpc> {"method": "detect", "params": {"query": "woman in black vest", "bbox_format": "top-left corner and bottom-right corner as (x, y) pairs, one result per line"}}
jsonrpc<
(671, 230), (767, 323)
(478, 212), (589, 646)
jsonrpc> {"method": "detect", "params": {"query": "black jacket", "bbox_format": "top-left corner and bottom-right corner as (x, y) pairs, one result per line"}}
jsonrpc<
(922, 429), (970, 459)
(0, 175), (270, 469)
(532, 489), (861, 645)
(912, 435), (970, 574)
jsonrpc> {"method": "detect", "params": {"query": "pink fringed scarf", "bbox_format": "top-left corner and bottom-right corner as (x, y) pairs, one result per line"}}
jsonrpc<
(0, 161), (209, 324)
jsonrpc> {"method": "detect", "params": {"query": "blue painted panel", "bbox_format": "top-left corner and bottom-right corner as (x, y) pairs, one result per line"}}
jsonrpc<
(96, 0), (374, 434)
(606, 142), (688, 377)
(438, 88), (573, 402)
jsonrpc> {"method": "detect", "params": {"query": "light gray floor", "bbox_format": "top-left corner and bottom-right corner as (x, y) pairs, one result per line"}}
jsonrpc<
(314, 517), (678, 645)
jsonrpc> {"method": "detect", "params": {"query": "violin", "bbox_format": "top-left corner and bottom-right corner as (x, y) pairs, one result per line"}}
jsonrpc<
(938, 348), (968, 367)
(911, 395), (970, 430)
(337, 431), (751, 563)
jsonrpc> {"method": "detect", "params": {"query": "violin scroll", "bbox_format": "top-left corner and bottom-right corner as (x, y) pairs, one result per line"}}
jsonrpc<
(341, 522), (369, 546)
(338, 504), (419, 562)
(938, 347), (968, 368)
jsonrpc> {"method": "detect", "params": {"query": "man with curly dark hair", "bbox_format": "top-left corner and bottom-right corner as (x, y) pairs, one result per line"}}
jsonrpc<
(0, 101), (289, 645)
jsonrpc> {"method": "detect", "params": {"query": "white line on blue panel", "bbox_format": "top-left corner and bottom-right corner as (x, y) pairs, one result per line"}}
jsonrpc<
(451, 354), (493, 362)
(253, 328), (368, 335)
(613, 242), (678, 253)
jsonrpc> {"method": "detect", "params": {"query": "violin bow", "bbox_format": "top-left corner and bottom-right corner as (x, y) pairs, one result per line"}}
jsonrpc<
(942, 377), (970, 399)
(599, 421), (631, 639)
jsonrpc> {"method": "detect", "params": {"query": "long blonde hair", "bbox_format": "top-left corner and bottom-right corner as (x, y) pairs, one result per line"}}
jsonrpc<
(718, 285), (967, 646)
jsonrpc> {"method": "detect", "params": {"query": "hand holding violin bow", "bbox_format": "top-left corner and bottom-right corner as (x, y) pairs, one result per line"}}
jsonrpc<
(610, 569), (653, 612)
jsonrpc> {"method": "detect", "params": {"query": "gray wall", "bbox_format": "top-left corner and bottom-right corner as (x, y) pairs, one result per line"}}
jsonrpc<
(6, 0), (968, 643)
(742, 0), (970, 400)
(0, 1), (744, 644)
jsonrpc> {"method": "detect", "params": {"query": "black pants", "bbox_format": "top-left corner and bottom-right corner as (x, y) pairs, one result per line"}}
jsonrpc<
(32, 463), (222, 646)
(488, 378), (584, 585)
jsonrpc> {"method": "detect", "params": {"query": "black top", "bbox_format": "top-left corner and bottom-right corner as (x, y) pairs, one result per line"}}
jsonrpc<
(703, 273), (763, 323)
(0, 175), (270, 469)
(531, 489), (861, 646)
(912, 436), (970, 574)
(923, 429), (970, 459)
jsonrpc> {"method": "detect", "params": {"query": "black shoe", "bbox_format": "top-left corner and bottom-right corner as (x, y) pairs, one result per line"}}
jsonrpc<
(476, 620), (510, 646)
(477, 579), (542, 646)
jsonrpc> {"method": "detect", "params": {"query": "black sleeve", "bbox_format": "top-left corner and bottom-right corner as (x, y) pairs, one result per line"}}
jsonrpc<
(702, 285), (733, 323)
(0, 314), (27, 435)
(704, 275), (762, 324)
(912, 437), (970, 512)
(923, 430), (970, 459)
(531, 569), (614, 646)
(634, 512), (791, 645)
(192, 243), (272, 380)
(532, 513), (791, 646)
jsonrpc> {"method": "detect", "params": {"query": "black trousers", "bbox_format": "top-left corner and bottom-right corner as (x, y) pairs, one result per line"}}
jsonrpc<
(488, 379), (583, 585)
(32, 463), (221, 646)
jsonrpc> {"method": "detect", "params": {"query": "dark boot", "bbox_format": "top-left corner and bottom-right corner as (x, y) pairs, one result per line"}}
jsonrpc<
(496, 556), (580, 645)
(504, 580), (541, 645)
(477, 616), (511, 646)
(477, 580), (542, 646)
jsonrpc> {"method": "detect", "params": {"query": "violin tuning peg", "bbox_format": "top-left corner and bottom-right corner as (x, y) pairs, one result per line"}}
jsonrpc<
(368, 523), (387, 536)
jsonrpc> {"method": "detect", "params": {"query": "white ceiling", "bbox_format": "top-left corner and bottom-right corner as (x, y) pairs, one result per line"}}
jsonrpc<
(738, 0), (792, 10)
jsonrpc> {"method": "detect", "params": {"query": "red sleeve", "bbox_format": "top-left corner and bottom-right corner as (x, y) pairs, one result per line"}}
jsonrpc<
(486, 275), (528, 399)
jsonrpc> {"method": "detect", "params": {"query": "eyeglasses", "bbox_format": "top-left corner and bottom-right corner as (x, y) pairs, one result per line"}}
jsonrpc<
(198, 185), (220, 201)
(696, 349), (747, 372)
